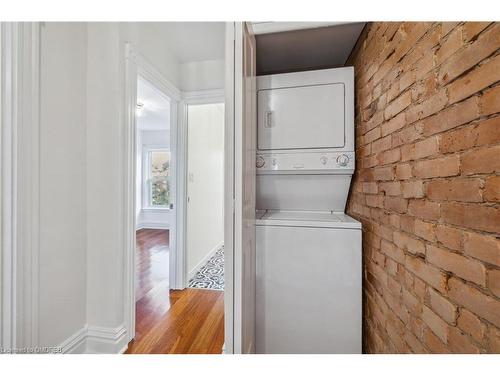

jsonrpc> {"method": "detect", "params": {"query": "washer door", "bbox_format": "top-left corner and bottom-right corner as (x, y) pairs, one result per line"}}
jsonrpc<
(257, 83), (345, 150)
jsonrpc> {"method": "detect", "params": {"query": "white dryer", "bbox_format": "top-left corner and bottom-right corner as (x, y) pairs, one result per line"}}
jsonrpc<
(255, 67), (362, 353)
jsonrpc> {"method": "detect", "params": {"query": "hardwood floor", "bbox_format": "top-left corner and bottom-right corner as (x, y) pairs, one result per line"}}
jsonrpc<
(126, 228), (224, 354)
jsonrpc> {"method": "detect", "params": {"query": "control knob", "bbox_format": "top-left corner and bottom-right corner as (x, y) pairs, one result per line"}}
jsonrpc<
(336, 154), (350, 167)
(256, 155), (265, 168)
(320, 156), (328, 165)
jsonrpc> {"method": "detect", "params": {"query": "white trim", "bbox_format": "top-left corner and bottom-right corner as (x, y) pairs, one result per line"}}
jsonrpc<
(182, 88), (224, 102)
(141, 145), (171, 210)
(58, 326), (87, 354)
(136, 222), (169, 230)
(187, 241), (223, 281)
(58, 324), (128, 354)
(86, 324), (128, 354)
(251, 22), (348, 35)
(123, 44), (181, 346)
(0, 22), (41, 352)
(223, 21), (236, 355)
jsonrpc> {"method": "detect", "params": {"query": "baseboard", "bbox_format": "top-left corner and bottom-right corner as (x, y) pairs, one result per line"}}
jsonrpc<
(136, 222), (169, 230)
(188, 241), (223, 281)
(59, 325), (88, 353)
(58, 324), (129, 354)
(86, 324), (128, 354)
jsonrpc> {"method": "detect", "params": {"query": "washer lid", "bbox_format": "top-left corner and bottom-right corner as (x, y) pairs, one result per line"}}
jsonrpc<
(256, 210), (361, 229)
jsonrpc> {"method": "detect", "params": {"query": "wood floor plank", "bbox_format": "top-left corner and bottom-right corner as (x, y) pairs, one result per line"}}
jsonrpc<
(125, 229), (224, 354)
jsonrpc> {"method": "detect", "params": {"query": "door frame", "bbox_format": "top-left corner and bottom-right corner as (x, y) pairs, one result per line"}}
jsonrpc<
(178, 89), (224, 289)
(123, 44), (181, 343)
(0, 22), (41, 351)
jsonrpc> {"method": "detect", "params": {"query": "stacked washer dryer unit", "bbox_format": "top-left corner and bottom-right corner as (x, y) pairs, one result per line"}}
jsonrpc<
(255, 67), (362, 354)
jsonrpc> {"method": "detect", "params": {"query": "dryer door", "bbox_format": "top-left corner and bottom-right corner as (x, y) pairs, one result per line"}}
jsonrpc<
(257, 83), (345, 150)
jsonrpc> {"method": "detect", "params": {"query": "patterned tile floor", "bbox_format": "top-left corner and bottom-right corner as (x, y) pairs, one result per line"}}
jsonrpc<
(188, 246), (224, 291)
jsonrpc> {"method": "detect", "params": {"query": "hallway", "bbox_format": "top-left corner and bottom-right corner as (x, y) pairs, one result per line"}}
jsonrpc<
(126, 229), (224, 354)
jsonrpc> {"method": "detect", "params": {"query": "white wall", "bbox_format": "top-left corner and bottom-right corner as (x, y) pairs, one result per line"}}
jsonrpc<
(34, 22), (225, 352)
(85, 22), (183, 345)
(136, 130), (171, 229)
(186, 103), (224, 276)
(180, 59), (225, 92)
(39, 23), (87, 347)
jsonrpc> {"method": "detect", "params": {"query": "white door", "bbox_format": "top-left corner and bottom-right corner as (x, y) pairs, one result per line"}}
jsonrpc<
(224, 22), (257, 354)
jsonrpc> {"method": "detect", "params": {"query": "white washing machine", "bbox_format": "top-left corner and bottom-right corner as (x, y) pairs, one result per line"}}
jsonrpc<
(255, 67), (362, 353)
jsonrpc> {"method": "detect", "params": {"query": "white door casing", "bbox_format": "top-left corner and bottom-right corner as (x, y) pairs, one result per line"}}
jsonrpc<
(224, 22), (257, 354)
(123, 44), (181, 343)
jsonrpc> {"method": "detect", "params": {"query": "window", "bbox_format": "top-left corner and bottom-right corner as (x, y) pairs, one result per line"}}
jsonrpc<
(144, 148), (171, 208)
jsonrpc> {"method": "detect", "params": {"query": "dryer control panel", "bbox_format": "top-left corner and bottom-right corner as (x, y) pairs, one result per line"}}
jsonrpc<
(256, 151), (355, 174)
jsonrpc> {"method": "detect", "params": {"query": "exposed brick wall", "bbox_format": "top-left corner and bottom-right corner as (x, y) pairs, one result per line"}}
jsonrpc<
(347, 22), (500, 353)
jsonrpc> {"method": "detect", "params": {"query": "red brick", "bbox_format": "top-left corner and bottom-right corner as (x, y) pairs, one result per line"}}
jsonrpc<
(426, 178), (483, 202)
(402, 287), (421, 315)
(401, 136), (439, 161)
(435, 225), (462, 251)
(394, 231), (425, 255)
(395, 163), (412, 180)
(484, 176), (500, 202)
(489, 326), (500, 353)
(373, 166), (395, 181)
(385, 257), (398, 277)
(462, 145), (500, 175)
(385, 91), (411, 121)
(428, 287), (457, 324)
(384, 196), (408, 213)
(381, 239), (405, 264)
(488, 269), (500, 298)
(408, 199), (440, 221)
(406, 90), (448, 125)
(448, 327), (481, 354)
(441, 22), (460, 37)
(392, 123), (424, 147)
(426, 244), (486, 286)
(463, 22), (493, 41)
(401, 181), (424, 198)
(371, 135), (392, 154)
(438, 24), (500, 85)
(404, 330), (427, 353)
(422, 305), (448, 343)
(457, 308), (487, 343)
(379, 181), (401, 196)
(366, 194), (384, 208)
(413, 155), (460, 179)
(421, 96), (479, 136)
(364, 126), (382, 144)
(464, 232), (500, 267)
(363, 155), (378, 168)
(414, 219), (435, 241)
(442, 202), (500, 233)
(481, 84), (500, 116)
(378, 147), (401, 165)
(448, 54), (500, 104)
(381, 112), (406, 137)
(423, 327), (451, 353)
(405, 255), (447, 293)
(435, 27), (463, 65)
(448, 277), (500, 326)
(362, 182), (378, 194)
(439, 117), (500, 153)
(468, 117), (500, 147)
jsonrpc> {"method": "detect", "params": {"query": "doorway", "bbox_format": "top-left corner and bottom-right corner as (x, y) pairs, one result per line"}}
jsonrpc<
(186, 102), (225, 291)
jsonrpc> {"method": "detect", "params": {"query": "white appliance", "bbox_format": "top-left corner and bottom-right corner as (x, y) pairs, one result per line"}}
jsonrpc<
(255, 67), (362, 354)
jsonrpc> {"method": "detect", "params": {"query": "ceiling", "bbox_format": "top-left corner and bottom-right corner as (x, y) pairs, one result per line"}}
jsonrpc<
(151, 22), (226, 63)
(137, 77), (170, 131)
(256, 23), (365, 75)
